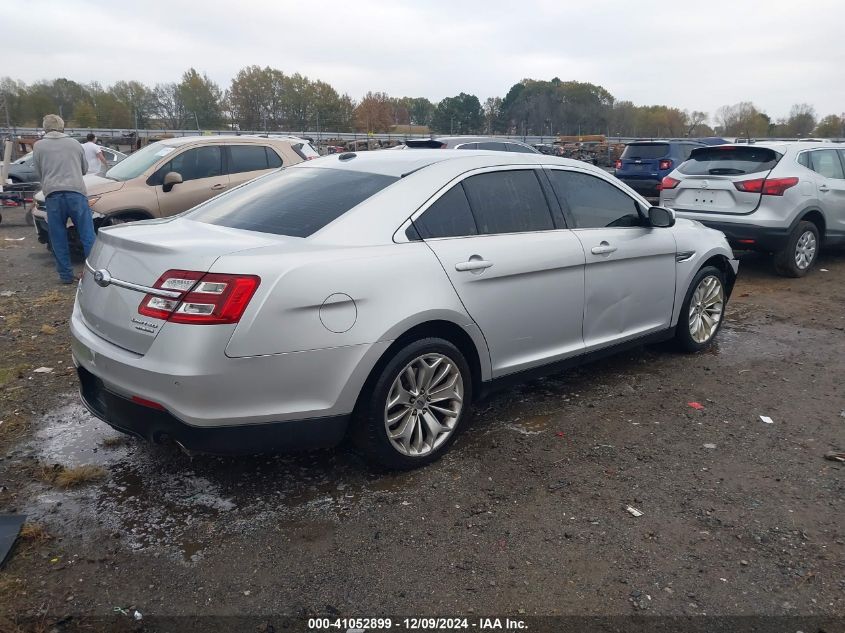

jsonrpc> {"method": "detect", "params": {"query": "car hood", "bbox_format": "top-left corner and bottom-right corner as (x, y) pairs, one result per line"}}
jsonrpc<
(34, 174), (124, 202)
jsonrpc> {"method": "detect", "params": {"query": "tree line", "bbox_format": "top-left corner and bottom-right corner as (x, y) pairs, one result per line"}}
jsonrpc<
(1, 69), (842, 138)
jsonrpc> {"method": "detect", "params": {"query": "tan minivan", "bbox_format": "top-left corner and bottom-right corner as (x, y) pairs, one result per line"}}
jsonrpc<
(34, 135), (315, 244)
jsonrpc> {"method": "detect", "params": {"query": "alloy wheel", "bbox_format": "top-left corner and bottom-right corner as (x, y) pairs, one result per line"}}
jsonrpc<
(688, 275), (724, 344)
(384, 353), (464, 456)
(794, 230), (817, 270)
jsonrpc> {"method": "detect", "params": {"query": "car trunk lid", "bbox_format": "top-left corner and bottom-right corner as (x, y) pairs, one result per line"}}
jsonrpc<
(77, 218), (280, 354)
(666, 145), (782, 214)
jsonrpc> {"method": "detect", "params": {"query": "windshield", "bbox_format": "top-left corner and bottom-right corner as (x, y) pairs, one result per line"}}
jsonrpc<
(679, 146), (781, 176)
(188, 166), (398, 237)
(621, 143), (669, 160)
(104, 142), (177, 181)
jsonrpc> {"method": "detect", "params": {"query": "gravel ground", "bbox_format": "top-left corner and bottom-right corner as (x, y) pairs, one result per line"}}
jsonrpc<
(0, 214), (843, 632)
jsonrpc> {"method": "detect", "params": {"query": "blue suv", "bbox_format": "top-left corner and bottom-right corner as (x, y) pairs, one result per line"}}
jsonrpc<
(614, 140), (705, 199)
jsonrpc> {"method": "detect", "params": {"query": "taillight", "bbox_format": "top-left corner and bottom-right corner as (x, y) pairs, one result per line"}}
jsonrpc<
(138, 270), (260, 325)
(614, 159), (622, 169)
(734, 177), (798, 196)
(659, 159), (673, 170)
(660, 176), (680, 190)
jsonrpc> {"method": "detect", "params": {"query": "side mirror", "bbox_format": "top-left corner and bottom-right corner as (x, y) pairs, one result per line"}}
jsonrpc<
(162, 171), (183, 193)
(648, 206), (675, 228)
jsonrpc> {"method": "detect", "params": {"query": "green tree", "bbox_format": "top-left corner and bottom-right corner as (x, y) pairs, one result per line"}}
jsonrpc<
(432, 93), (483, 134)
(786, 103), (816, 137)
(716, 102), (768, 138)
(153, 83), (187, 129)
(815, 114), (843, 138)
(72, 100), (97, 127)
(177, 68), (223, 128)
(228, 65), (285, 130)
(110, 80), (155, 127)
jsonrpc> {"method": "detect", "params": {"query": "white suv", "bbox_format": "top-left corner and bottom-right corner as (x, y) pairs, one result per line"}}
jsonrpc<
(659, 142), (845, 277)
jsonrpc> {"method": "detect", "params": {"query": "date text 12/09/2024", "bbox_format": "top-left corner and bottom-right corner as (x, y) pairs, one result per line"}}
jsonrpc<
(308, 617), (528, 630)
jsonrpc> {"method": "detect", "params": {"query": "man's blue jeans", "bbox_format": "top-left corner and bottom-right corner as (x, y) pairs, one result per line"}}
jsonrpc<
(45, 191), (96, 282)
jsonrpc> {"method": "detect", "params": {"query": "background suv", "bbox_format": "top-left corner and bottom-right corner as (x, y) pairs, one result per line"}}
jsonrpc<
(659, 142), (845, 277)
(615, 140), (705, 200)
(33, 135), (313, 247)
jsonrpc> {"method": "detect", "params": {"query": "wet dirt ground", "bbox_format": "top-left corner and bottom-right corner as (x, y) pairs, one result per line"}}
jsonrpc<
(0, 215), (843, 631)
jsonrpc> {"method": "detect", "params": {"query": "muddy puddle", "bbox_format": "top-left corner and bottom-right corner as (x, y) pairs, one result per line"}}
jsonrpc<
(20, 399), (415, 562)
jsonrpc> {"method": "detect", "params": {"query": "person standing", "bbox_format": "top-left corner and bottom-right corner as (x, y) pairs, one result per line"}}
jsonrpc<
(32, 114), (96, 284)
(81, 133), (108, 177)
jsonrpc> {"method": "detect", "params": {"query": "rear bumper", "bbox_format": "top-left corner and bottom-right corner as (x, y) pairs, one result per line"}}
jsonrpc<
(77, 365), (349, 454)
(684, 219), (790, 251)
(616, 176), (661, 197)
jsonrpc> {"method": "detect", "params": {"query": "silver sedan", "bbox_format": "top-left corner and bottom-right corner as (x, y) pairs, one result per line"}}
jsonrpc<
(71, 150), (738, 469)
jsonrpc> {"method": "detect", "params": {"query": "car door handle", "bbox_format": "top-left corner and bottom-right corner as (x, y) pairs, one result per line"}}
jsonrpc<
(211, 183), (227, 190)
(455, 258), (493, 272)
(819, 184), (830, 192)
(591, 242), (618, 255)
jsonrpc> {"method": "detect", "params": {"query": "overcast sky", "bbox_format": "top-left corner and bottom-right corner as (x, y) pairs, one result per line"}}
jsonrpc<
(7, 0), (844, 121)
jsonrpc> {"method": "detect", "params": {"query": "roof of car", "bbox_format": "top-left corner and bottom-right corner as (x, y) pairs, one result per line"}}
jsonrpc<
(157, 135), (299, 147)
(295, 148), (603, 178)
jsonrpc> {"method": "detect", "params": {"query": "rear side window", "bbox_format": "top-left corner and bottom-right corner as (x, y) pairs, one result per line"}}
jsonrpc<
(621, 143), (669, 160)
(476, 141), (507, 151)
(188, 167), (397, 237)
(809, 150), (845, 179)
(456, 142), (478, 150)
(462, 170), (554, 234)
(266, 148), (283, 168)
(679, 146), (780, 176)
(228, 145), (270, 174)
(548, 170), (642, 229)
(414, 184), (477, 239)
(291, 142), (319, 161)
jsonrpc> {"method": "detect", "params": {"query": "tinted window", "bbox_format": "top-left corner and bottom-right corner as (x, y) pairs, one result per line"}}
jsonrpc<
(506, 143), (536, 154)
(809, 150), (844, 179)
(229, 145), (270, 173)
(679, 146), (780, 176)
(621, 143), (669, 160)
(476, 141), (508, 151)
(456, 142), (478, 150)
(188, 167), (396, 237)
(163, 146), (223, 182)
(548, 170), (642, 229)
(414, 184), (477, 239)
(798, 152), (810, 168)
(462, 170), (554, 234)
(266, 147), (283, 168)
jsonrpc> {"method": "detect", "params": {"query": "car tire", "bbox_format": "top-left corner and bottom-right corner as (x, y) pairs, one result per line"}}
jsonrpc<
(352, 337), (472, 470)
(675, 265), (727, 353)
(774, 221), (819, 278)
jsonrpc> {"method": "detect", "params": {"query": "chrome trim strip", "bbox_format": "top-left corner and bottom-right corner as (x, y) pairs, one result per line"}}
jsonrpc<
(83, 260), (182, 299)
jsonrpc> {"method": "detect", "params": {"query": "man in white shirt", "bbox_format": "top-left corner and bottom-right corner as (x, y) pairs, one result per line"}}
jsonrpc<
(81, 133), (107, 176)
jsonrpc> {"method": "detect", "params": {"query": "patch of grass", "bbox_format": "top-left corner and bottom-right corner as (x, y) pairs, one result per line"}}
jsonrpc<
(0, 365), (28, 387)
(33, 289), (66, 307)
(0, 415), (29, 442)
(19, 523), (51, 544)
(39, 464), (107, 488)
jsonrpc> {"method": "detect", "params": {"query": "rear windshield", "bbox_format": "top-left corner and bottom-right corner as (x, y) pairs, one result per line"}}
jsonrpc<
(187, 167), (397, 237)
(292, 142), (319, 160)
(679, 146), (781, 176)
(405, 139), (446, 149)
(621, 143), (669, 160)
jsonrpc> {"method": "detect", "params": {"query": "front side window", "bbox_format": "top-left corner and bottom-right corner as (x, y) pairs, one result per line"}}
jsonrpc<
(414, 184), (477, 239)
(228, 145), (271, 174)
(156, 146), (223, 183)
(548, 170), (642, 229)
(462, 170), (554, 234)
(188, 167), (397, 237)
(809, 150), (844, 179)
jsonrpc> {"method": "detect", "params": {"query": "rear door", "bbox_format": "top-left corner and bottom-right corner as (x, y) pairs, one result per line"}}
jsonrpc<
(547, 167), (676, 351)
(415, 168), (585, 377)
(662, 145), (781, 213)
(226, 144), (283, 188)
(150, 145), (229, 216)
(806, 150), (845, 234)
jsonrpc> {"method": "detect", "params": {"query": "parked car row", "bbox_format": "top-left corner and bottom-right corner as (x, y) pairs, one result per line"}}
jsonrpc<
(7, 146), (126, 183)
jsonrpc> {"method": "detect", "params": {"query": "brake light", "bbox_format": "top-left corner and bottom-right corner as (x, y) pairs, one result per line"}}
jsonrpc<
(659, 159), (673, 170)
(660, 176), (680, 190)
(614, 159), (622, 169)
(734, 177), (798, 196)
(138, 270), (260, 325)
(131, 395), (165, 411)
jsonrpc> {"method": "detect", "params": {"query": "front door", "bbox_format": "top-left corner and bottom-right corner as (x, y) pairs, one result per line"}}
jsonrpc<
(414, 168), (586, 377)
(546, 167), (677, 351)
(808, 149), (845, 239)
(152, 145), (229, 216)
